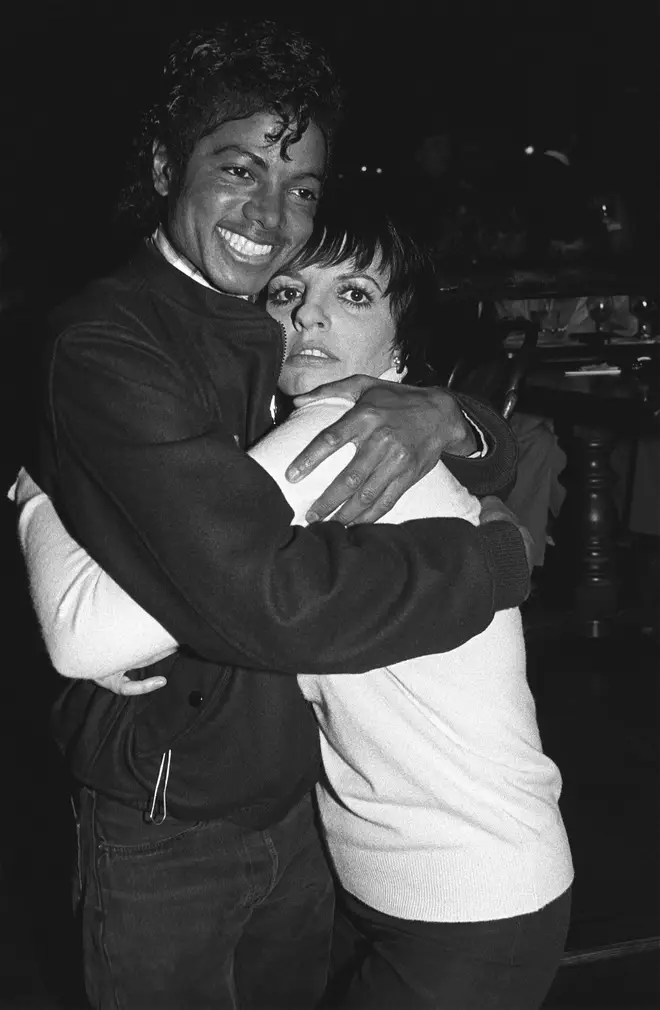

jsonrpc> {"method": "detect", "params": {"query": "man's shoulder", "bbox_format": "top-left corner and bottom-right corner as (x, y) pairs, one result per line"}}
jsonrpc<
(45, 245), (209, 371)
(50, 244), (161, 331)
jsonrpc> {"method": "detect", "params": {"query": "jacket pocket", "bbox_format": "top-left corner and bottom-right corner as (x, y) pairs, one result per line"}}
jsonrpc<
(132, 652), (231, 760)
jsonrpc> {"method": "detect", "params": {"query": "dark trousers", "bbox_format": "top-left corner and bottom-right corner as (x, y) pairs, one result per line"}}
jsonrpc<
(325, 886), (571, 1010)
(76, 787), (334, 1010)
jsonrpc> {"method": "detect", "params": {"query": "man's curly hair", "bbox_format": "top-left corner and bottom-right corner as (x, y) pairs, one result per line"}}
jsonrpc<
(119, 21), (344, 234)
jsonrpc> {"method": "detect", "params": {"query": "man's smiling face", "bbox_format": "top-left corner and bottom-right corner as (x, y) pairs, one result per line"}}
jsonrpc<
(153, 111), (327, 296)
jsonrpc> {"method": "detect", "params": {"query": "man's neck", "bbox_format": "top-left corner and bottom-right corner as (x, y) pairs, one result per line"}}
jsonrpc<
(152, 228), (251, 300)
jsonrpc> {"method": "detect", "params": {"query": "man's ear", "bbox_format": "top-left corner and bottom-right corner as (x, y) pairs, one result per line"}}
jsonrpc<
(152, 142), (172, 197)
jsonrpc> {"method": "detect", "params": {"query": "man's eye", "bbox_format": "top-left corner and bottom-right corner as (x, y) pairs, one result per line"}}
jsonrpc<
(224, 166), (252, 180)
(291, 188), (319, 203)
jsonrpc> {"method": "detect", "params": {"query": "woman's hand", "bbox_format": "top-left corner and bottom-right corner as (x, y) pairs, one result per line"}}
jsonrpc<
(285, 375), (477, 525)
(92, 671), (168, 696)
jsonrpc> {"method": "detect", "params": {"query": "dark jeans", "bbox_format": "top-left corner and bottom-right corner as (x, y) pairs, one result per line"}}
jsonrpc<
(325, 886), (572, 1010)
(76, 787), (334, 1010)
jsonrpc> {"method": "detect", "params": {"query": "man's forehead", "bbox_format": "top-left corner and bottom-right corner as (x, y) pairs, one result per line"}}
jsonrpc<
(207, 112), (324, 156)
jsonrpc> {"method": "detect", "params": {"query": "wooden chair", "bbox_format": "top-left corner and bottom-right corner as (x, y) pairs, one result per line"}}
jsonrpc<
(447, 317), (540, 420)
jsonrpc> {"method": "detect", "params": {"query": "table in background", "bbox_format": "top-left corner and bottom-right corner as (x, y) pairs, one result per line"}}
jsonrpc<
(517, 338), (659, 637)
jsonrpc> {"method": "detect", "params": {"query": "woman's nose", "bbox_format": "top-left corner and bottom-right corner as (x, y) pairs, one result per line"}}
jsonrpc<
(243, 185), (282, 231)
(294, 297), (330, 331)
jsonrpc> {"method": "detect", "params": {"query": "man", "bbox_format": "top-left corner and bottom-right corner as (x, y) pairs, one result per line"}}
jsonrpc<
(28, 21), (530, 1010)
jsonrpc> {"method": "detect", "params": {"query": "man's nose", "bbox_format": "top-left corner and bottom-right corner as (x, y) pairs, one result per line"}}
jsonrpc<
(243, 185), (283, 231)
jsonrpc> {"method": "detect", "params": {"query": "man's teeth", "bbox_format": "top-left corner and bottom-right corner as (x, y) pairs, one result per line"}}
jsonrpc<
(218, 228), (273, 257)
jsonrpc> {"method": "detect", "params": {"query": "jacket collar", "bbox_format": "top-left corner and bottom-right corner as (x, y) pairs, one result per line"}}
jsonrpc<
(129, 240), (274, 328)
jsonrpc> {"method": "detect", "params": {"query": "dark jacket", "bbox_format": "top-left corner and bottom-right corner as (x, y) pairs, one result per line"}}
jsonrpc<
(35, 243), (527, 827)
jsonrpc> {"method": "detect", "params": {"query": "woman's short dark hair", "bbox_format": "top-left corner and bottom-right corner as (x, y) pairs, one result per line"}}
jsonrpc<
(283, 190), (436, 378)
(119, 21), (343, 233)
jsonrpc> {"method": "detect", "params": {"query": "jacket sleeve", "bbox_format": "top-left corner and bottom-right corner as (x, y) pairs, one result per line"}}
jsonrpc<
(441, 393), (519, 500)
(41, 323), (529, 675)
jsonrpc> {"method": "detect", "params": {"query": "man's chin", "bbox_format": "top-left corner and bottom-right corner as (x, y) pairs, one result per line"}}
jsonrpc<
(203, 258), (277, 298)
(213, 274), (267, 298)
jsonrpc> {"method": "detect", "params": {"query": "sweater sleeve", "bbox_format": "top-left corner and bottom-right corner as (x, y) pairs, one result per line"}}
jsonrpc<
(14, 404), (356, 681)
(13, 468), (177, 678)
(16, 403), (357, 681)
(42, 323), (529, 675)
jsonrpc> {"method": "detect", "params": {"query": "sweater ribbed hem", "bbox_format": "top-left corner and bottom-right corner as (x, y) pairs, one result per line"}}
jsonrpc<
(327, 829), (574, 923)
(479, 520), (531, 611)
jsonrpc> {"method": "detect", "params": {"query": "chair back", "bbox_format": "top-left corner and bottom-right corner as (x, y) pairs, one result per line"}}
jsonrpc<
(447, 318), (540, 420)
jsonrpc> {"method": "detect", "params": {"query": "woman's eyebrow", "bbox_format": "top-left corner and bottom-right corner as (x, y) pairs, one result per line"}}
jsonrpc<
(336, 272), (383, 292)
(271, 271), (304, 283)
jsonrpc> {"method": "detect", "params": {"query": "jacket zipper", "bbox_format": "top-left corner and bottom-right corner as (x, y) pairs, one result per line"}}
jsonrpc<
(270, 322), (288, 424)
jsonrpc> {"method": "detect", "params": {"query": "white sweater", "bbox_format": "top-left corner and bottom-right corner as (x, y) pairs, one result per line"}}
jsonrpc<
(254, 401), (572, 923)
(12, 381), (572, 923)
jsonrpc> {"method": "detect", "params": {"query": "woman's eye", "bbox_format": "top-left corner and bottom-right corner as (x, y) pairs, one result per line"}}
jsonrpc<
(340, 286), (372, 307)
(268, 286), (302, 307)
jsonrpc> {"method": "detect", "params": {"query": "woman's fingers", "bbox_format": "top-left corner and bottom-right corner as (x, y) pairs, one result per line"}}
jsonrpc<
(119, 676), (168, 696)
(91, 673), (167, 696)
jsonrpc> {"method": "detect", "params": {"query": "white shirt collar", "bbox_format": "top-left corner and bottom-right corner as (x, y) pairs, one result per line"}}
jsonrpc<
(378, 365), (406, 383)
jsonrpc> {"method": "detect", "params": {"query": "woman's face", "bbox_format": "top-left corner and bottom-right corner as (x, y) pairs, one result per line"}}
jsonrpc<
(266, 256), (399, 397)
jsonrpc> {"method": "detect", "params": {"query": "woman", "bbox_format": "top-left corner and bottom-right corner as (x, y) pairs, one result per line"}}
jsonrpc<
(13, 205), (572, 1009)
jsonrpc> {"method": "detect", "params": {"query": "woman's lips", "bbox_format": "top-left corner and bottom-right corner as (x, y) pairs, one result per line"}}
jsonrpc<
(285, 348), (338, 365)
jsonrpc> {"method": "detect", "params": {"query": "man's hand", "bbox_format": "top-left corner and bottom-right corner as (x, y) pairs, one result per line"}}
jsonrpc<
(92, 671), (168, 696)
(479, 495), (534, 573)
(285, 375), (477, 525)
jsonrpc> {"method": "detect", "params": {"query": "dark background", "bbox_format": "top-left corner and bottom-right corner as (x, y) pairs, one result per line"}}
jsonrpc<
(0, 0), (658, 299)
(0, 4), (658, 1007)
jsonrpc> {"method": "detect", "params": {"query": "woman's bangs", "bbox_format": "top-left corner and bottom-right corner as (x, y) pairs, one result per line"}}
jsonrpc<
(290, 225), (384, 276)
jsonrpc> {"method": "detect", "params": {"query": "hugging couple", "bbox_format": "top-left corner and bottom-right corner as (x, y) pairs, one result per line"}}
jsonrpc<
(12, 19), (571, 1010)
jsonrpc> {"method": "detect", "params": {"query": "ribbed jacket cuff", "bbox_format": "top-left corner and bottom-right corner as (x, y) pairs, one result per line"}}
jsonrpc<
(448, 393), (519, 500)
(478, 520), (530, 610)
